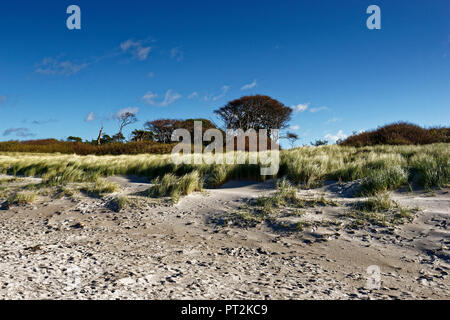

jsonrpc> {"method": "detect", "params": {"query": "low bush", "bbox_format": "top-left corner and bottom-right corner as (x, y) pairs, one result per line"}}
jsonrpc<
(340, 122), (449, 147)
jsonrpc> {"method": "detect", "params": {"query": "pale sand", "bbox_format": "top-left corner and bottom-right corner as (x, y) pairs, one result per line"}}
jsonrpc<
(0, 175), (448, 299)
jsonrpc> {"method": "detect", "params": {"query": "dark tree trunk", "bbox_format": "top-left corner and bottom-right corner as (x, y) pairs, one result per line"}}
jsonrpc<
(97, 126), (103, 145)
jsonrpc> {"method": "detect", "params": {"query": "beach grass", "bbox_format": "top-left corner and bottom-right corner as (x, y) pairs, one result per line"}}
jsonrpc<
(0, 144), (447, 199)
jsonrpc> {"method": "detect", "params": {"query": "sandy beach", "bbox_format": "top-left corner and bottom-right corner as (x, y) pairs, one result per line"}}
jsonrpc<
(0, 175), (448, 299)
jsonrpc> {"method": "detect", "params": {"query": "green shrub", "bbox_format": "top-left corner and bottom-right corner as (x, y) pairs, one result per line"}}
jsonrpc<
(340, 122), (449, 146)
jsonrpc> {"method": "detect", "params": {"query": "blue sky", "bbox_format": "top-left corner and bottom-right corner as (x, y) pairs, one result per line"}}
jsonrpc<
(0, 0), (449, 146)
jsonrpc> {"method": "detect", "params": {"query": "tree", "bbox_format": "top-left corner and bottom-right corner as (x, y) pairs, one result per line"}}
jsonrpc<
(101, 134), (113, 144)
(311, 139), (328, 146)
(130, 129), (154, 142)
(144, 118), (220, 144)
(112, 132), (125, 143)
(283, 132), (299, 149)
(181, 118), (218, 136)
(144, 119), (181, 143)
(67, 136), (82, 143)
(214, 95), (293, 137)
(116, 112), (137, 141)
(96, 126), (104, 145)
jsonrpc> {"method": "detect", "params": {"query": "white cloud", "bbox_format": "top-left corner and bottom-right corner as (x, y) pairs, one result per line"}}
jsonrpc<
(188, 92), (199, 99)
(142, 90), (182, 107)
(213, 85), (230, 101)
(115, 107), (139, 119)
(120, 40), (134, 51)
(85, 112), (95, 122)
(293, 103), (309, 112)
(0, 96), (6, 104)
(310, 106), (330, 113)
(137, 47), (151, 60)
(241, 80), (257, 90)
(142, 92), (158, 104)
(120, 39), (152, 61)
(147, 72), (154, 78)
(35, 57), (88, 76)
(161, 90), (182, 106)
(324, 130), (347, 143)
(289, 125), (300, 130)
(170, 47), (184, 62)
(205, 85), (230, 102)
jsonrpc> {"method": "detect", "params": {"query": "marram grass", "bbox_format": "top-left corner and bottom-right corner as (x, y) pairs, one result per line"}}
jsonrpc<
(148, 171), (202, 203)
(0, 144), (448, 197)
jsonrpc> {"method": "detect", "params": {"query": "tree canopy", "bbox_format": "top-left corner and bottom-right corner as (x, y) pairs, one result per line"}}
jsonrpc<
(214, 95), (293, 136)
(144, 118), (218, 143)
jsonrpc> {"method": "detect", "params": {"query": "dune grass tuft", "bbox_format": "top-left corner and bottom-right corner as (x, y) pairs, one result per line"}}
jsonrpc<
(349, 193), (417, 227)
(109, 196), (131, 212)
(358, 165), (408, 196)
(148, 170), (202, 203)
(8, 191), (36, 205)
(82, 178), (119, 197)
(223, 178), (339, 229)
(410, 153), (449, 189)
(255, 178), (339, 215)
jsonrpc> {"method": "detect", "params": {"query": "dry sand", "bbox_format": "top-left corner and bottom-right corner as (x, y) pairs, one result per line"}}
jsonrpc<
(0, 175), (448, 299)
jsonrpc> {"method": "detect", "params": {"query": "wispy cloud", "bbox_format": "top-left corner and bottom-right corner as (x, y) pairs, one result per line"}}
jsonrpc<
(142, 90), (182, 107)
(3, 127), (35, 138)
(292, 103), (309, 112)
(241, 80), (257, 90)
(324, 130), (347, 143)
(160, 90), (182, 106)
(289, 125), (300, 130)
(34, 39), (152, 76)
(188, 92), (199, 99)
(214, 85), (230, 101)
(204, 85), (230, 102)
(0, 96), (6, 104)
(170, 47), (184, 62)
(35, 57), (88, 76)
(147, 72), (155, 78)
(325, 117), (342, 124)
(85, 112), (95, 122)
(120, 39), (152, 61)
(310, 106), (330, 113)
(142, 92), (158, 104)
(24, 119), (58, 125)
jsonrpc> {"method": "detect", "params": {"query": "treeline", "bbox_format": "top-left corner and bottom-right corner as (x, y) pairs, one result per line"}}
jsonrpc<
(339, 123), (450, 147)
(0, 118), (219, 155)
(0, 139), (175, 155)
(81, 118), (219, 145)
(0, 95), (294, 154)
(2, 95), (448, 154)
